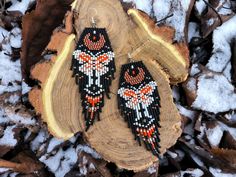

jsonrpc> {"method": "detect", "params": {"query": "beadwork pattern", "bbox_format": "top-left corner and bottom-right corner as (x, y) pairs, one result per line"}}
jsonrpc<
(117, 61), (161, 157)
(71, 28), (115, 131)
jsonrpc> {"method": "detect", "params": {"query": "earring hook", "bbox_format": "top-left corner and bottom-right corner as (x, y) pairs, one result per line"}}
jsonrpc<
(91, 17), (96, 28)
(128, 53), (134, 63)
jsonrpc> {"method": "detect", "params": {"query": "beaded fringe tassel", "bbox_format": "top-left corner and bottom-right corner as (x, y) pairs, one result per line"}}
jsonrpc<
(71, 28), (115, 131)
(117, 61), (161, 157)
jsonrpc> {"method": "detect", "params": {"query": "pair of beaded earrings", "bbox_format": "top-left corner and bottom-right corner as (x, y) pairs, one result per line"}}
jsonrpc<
(71, 19), (161, 157)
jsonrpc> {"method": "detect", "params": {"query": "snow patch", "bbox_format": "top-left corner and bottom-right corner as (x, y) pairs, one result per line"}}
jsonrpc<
(207, 15), (236, 75)
(180, 168), (204, 177)
(206, 125), (223, 147)
(122, 0), (152, 15)
(176, 103), (197, 119)
(77, 145), (101, 159)
(189, 153), (205, 167)
(209, 167), (236, 177)
(47, 138), (65, 153)
(153, 0), (192, 41)
(188, 22), (200, 43)
(21, 81), (32, 94)
(192, 74), (236, 113)
(0, 27), (22, 95)
(10, 27), (22, 48)
(190, 64), (201, 76)
(147, 164), (157, 174)
(40, 147), (78, 177)
(207, 18), (215, 26)
(7, 0), (33, 14)
(0, 168), (10, 173)
(0, 125), (17, 147)
(195, 0), (207, 15)
(5, 94), (20, 104)
(31, 130), (49, 152)
(186, 77), (197, 92)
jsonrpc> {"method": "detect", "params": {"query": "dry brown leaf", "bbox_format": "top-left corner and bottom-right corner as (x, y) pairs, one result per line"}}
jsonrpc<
(201, 0), (235, 38)
(211, 148), (236, 170)
(0, 151), (44, 174)
(221, 131), (236, 149)
(21, 0), (74, 83)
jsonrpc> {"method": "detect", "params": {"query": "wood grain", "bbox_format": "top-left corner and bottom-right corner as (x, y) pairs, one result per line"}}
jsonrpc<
(29, 0), (189, 171)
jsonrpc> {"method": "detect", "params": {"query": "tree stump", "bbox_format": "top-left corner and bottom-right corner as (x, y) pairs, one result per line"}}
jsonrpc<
(29, 0), (189, 171)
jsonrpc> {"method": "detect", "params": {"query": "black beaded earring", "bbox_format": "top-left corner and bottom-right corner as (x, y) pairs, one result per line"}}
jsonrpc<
(71, 18), (115, 131)
(117, 56), (161, 157)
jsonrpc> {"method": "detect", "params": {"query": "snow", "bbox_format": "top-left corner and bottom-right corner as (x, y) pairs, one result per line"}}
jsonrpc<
(31, 130), (49, 152)
(40, 147), (79, 177)
(0, 0), (236, 176)
(192, 74), (236, 113)
(5, 94), (20, 104)
(0, 109), (7, 124)
(218, 1), (233, 15)
(0, 125), (17, 147)
(122, 0), (152, 15)
(45, 134), (79, 154)
(166, 150), (178, 158)
(153, 0), (192, 41)
(218, 122), (236, 140)
(207, 15), (236, 74)
(190, 64), (201, 76)
(8, 113), (35, 125)
(10, 27), (22, 48)
(147, 164), (157, 174)
(186, 77), (197, 92)
(77, 145), (101, 159)
(195, 0), (207, 15)
(198, 121), (236, 144)
(21, 81), (32, 94)
(7, 0), (34, 14)
(47, 138), (65, 153)
(192, 15), (236, 114)
(205, 125), (223, 147)
(189, 152), (205, 167)
(32, 132), (100, 177)
(0, 168), (10, 173)
(0, 27), (9, 42)
(180, 168), (204, 177)
(175, 150), (185, 160)
(40, 147), (77, 177)
(124, 0), (193, 41)
(0, 27), (22, 95)
(0, 108), (35, 125)
(153, 0), (171, 21)
(176, 103), (197, 119)
(79, 156), (88, 175)
(188, 22), (200, 43)
(223, 62), (232, 81)
(198, 123), (206, 139)
(209, 167), (236, 177)
(225, 112), (236, 121)
(207, 18), (215, 26)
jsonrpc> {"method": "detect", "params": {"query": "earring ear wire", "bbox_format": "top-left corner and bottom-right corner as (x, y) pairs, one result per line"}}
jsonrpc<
(91, 17), (96, 28)
(128, 53), (134, 63)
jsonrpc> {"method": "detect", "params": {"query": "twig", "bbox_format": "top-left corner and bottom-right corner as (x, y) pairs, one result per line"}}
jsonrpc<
(202, 0), (223, 25)
(156, 13), (173, 24)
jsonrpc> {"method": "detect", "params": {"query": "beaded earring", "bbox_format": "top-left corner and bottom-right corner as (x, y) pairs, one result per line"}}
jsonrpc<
(71, 18), (115, 131)
(117, 57), (161, 157)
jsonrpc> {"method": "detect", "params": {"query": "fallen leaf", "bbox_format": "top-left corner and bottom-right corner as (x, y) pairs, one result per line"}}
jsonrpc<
(21, 0), (74, 84)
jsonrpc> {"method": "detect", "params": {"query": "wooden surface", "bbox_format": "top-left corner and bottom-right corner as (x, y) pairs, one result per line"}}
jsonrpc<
(29, 0), (189, 171)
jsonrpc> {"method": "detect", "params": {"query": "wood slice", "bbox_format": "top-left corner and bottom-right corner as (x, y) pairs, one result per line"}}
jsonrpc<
(29, 0), (189, 171)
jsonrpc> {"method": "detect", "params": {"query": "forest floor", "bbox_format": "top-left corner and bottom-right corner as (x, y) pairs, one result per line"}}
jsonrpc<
(0, 0), (236, 177)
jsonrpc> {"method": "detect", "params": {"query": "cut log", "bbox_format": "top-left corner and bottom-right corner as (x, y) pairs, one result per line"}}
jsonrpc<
(28, 0), (189, 171)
